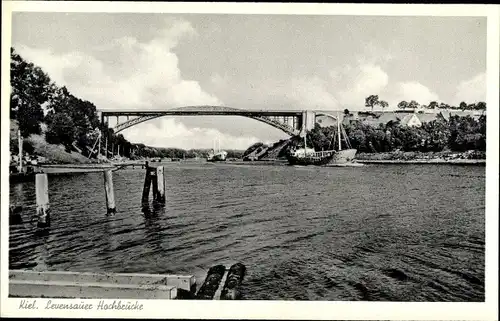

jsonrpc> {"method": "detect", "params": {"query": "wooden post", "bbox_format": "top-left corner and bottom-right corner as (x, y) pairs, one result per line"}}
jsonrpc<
(98, 131), (101, 160)
(103, 170), (116, 214)
(156, 166), (165, 204)
(151, 169), (158, 201)
(141, 162), (151, 206)
(18, 130), (23, 173)
(35, 174), (50, 228)
(105, 135), (108, 159)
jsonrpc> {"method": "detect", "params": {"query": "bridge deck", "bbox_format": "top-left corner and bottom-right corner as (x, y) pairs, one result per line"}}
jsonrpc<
(100, 110), (305, 117)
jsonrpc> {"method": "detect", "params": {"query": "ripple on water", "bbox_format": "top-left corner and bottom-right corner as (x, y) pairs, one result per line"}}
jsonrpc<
(8, 163), (485, 301)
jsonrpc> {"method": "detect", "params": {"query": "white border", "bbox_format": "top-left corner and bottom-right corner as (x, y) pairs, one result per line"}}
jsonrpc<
(1, 2), (499, 320)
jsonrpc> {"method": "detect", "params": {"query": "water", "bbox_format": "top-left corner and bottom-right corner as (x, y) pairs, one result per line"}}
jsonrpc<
(9, 163), (485, 301)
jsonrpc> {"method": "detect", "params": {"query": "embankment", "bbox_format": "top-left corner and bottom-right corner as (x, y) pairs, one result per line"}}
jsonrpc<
(355, 150), (485, 165)
(10, 120), (92, 165)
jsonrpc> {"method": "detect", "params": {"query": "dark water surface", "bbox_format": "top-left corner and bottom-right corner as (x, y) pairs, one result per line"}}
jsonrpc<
(9, 163), (485, 301)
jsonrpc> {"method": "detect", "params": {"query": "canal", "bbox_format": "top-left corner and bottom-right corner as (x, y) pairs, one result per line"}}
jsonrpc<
(9, 162), (485, 301)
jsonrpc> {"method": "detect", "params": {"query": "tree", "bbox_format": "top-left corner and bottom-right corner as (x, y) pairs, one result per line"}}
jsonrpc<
(308, 123), (332, 151)
(459, 101), (468, 111)
(439, 102), (450, 110)
(476, 102), (486, 110)
(10, 48), (51, 137)
(344, 108), (350, 115)
(45, 113), (76, 150)
(379, 100), (389, 110)
(397, 101), (408, 109)
(408, 100), (420, 109)
(365, 95), (379, 112)
(428, 101), (438, 109)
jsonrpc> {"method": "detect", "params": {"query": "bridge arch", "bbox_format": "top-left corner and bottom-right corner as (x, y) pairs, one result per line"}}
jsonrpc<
(315, 112), (340, 122)
(108, 106), (302, 136)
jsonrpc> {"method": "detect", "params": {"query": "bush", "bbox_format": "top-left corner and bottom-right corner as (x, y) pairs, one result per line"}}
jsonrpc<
(45, 113), (76, 149)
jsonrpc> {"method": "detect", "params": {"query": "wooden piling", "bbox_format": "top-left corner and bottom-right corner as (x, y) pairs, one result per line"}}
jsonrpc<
(156, 166), (166, 203)
(151, 170), (158, 201)
(35, 174), (50, 228)
(142, 162), (152, 206)
(9, 205), (23, 225)
(103, 170), (116, 214)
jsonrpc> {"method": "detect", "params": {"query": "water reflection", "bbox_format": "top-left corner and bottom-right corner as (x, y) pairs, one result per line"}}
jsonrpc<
(33, 229), (51, 270)
(8, 164), (486, 301)
(142, 202), (166, 255)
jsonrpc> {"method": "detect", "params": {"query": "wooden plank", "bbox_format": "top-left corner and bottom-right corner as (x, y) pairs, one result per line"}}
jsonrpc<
(195, 265), (226, 300)
(9, 279), (177, 299)
(9, 270), (195, 292)
(213, 267), (229, 300)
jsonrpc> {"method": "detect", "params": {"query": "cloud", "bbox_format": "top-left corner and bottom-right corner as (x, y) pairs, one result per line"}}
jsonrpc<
(330, 63), (390, 107)
(122, 118), (265, 150)
(286, 76), (339, 109)
(384, 81), (440, 108)
(451, 72), (486, 105)
(356, 42), (395, 65)
(15, 21), (220, 110)
(13, 19), (272, 149)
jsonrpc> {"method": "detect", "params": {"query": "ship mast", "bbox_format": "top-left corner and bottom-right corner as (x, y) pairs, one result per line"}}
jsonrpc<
(18, 130), (23, 173)
(337, 112), (342, 151)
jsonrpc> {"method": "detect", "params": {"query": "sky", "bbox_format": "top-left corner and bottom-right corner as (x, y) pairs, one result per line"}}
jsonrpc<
(11, 13), (487, 149)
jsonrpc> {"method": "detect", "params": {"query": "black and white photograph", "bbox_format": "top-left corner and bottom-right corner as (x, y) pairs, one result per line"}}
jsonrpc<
(1, 2), (499, 320)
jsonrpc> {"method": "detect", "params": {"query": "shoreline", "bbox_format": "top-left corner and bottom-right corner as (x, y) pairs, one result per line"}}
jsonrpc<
(354, 159), (485, 165)
(224, 158), (485, 166)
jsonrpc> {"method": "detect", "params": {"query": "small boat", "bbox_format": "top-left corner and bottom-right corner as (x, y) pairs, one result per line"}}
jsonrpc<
(207, 137), (228, 162)
(286, 113), (357, 166)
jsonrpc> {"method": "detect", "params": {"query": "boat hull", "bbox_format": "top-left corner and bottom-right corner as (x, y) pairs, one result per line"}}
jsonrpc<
(207, 151), (227, 162)
(287, 149), (357, 166)
(326, 149), (357, 165)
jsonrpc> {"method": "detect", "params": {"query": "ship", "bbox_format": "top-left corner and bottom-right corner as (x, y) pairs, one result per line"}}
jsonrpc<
(207, 137), (228, 162)
(286, 113), (357, 166)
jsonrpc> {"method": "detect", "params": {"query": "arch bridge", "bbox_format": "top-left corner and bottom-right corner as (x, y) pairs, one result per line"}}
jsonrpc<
(98, 106), (342, 136)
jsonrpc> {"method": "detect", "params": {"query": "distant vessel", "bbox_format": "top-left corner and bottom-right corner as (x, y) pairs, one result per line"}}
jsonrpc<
(286, 113), (357, 166)
(207, 137), (228, 162)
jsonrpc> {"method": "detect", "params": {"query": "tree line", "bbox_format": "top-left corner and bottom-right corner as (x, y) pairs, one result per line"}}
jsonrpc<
(10, 47), (124, 158)
(364, 94), (486, 112)
(303, 113), (486, 154)
(132, 144), (243, 159)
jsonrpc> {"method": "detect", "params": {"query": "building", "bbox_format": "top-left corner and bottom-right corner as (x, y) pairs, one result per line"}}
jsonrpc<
(400, 114), (422, 127)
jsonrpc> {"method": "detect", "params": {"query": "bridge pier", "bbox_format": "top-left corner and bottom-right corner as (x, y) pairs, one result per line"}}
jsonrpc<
(300, 111), (316, 136)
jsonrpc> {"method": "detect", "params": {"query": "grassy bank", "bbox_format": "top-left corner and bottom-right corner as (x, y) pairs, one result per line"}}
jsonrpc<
(10, 120), (91, 165)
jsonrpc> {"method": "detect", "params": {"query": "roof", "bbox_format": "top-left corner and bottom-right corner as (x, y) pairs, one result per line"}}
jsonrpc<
(360, 113), (401, 127)
(377, 113), (401, 124)
(415, 113), (440, 123)
(400, 114), (420, 126)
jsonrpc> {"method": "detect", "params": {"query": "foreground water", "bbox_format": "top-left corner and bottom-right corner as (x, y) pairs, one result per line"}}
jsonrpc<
(9, 162), (485, 301)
